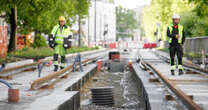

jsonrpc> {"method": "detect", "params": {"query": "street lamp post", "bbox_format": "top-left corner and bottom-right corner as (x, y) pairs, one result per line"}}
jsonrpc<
(78, 15), (81, 47)
(103, 24), (108, 47)
(94, 0), (97, 46)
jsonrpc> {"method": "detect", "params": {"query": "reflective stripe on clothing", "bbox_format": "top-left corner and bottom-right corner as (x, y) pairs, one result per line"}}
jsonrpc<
(53, 61), (66, 68)
(178, 65), (184, 70)
(60, 63), (66, 68)
(54, 45), (66, 56)
(56, 34), (68, 38)
(53, 61), (59, 66)
(168, 24), (183, 44)
(51, 24), (72, 44)
(171, 65), (176, 70)
(68, 39), (74, 41)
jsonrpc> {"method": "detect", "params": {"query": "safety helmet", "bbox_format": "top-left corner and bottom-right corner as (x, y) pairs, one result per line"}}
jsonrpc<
(172, 14), (180, 19)
(59, 16), (66, 21)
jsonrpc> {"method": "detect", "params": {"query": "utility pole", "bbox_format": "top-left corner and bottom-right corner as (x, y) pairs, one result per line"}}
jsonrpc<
(99, 13), (102, 46)
(94, 0), (97, 46)
(78, 15), (81, 47)
(88, 15), (90, 46)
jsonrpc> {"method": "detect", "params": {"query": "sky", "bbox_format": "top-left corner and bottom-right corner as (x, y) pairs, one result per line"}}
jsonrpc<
(114, 0), (152, 9)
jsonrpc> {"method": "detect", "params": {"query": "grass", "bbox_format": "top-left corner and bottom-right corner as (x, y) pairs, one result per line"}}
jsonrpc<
(184, 52), (202, 59)
(6, 46), (99, 60)
(156, 47), (169, 53)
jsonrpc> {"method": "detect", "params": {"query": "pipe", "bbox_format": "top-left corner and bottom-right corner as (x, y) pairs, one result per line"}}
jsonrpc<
(0, 79), (12, 88)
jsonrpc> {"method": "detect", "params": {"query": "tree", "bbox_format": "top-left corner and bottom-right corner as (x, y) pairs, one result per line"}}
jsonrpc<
(180, 0), (208, 37)
(75, 0), (90, 47)
(116, 6), (137, 40)
(0, 0), (30, 52)
(0, 0), (57, 51)
(140, 0), (191, 41)
(189, 0), (208, 17)
(0, 0), (91, 52)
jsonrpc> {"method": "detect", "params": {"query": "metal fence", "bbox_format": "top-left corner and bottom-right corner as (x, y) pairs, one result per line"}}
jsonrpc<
(184, 37), (208, 54)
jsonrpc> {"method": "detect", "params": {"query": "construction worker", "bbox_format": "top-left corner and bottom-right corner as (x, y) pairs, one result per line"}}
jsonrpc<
(167, 14), (186, 75)
(48, 16), (73, 71)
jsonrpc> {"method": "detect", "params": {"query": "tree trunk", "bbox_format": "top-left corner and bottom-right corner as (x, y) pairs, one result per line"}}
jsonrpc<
(8, 5), (17, 52)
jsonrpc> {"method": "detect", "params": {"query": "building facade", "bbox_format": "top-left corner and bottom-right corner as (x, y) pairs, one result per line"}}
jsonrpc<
(72, 0), (116, 46)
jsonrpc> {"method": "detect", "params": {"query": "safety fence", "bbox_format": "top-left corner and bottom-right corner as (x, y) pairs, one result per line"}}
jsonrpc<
(184, 37), (208, 55)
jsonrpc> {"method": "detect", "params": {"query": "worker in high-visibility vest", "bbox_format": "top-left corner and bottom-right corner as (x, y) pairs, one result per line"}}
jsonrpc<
(167, 14), (186, 75)
(48, 16), (73, 71)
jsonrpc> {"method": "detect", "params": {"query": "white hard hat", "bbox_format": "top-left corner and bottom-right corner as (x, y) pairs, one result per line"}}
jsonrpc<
(172, 14), (180, 19)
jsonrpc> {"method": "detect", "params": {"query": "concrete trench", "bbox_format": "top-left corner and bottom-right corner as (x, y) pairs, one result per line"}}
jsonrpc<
(27, 51), (108, 110)
(79, 55), (147, 110)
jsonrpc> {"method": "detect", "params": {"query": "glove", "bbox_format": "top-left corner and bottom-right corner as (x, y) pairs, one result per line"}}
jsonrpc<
(48, 34), (55, 48)
(63, 35), (72, 49)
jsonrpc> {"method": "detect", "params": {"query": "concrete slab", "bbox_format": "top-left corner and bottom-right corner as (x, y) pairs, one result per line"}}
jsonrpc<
(139, 49), (208, 109)
(26, 91), (79, 110)
(132, 63), (176, 110)
(56, 64), (97, 91)
(0, 63), (99, 110)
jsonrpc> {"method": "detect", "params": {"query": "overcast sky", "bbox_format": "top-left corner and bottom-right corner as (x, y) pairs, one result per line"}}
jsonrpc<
(114, 0), (151, 9)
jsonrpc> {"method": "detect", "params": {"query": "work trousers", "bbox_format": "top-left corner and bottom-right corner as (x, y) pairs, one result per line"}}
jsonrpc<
(53, 44), (66, 68)
(169, 44), (183, 66)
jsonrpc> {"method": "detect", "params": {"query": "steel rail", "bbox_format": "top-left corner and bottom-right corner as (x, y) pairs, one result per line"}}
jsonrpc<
(30, 57), (97, 90)
(142, 61), (202, 110)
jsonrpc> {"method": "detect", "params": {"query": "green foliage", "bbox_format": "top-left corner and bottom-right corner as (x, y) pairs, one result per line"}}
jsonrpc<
(181, 12), (208, 37)
(141, 0), (208, 39)
(9, 47), (54, 58)
(193, 16), (208, 36)
(65, 46), (98, 53)
(0, 0), (90, 53)
(189, 0), (208, 17)
(75, 0), (90, 17)
(179, 0), (208, 37)
(156, 47), (169, 53)
(141, 0), (191, 41)
(32, 34), (47, 48)
(0, 0), (90, 35)
(116, 6), (138, 38)
(9, 46), (99, 59)
(180, 11), (197, 37)
(184, 52), (202, 59)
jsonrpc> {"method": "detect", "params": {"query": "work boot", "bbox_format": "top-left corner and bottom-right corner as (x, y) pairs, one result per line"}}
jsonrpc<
(54, 65), (59, 72)
(171, 70), (175, 75)
(179, 69), (184, 75)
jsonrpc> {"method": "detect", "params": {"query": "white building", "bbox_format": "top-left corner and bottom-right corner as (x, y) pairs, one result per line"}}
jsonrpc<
(73, 0), (116, 46)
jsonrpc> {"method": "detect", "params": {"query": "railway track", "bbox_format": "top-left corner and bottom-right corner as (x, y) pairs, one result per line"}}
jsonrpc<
(0, 60), (45, 79)
(139, 49), (208, 110)
(0, 50), (108, 92)
(0, 49), (107, 80)
(30, 55), (105, 90)
(153, 51), (208, 75)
